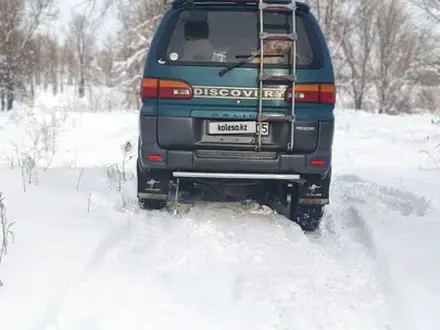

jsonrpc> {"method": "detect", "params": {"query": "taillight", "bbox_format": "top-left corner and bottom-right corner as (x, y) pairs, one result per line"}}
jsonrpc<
(140, 78), (193, 100)
(147, 153), (163, 162)
(285, 84), (336, 104)
(310, 159), (325, 166)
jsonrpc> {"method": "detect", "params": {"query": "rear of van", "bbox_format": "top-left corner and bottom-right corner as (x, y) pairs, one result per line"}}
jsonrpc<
(137, 0), (336, 231)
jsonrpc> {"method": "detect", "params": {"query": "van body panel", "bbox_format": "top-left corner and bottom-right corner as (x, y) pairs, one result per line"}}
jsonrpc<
(138, 1), (335, 176)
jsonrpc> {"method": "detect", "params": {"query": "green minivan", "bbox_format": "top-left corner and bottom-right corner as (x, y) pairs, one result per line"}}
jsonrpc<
(137, 0), (335, 231)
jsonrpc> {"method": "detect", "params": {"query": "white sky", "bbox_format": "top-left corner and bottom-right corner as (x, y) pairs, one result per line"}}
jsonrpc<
(42, 0), (438, 45)
(43, 0), (120, 44)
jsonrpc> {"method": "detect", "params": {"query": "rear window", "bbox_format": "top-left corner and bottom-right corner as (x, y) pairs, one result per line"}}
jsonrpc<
(158, 8), (320, 68)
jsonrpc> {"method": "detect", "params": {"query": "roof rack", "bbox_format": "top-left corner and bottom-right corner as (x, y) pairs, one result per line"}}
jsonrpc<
(171, 0), (310, 12)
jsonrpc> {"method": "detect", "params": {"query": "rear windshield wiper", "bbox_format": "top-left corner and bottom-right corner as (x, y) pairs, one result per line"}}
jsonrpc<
(218, 53), (285, 76)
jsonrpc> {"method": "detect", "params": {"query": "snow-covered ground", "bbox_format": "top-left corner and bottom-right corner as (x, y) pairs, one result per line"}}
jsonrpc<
(0, 93), (439, 330)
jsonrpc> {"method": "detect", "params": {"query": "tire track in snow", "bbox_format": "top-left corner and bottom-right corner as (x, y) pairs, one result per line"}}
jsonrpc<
(327, 173), (433, 330)
(46, 195), (397, 330)
(32, 217), (135, 330)
(336, 174), (431, 217)
(313, 203), (400, 330)
(33, 172), (427, 330)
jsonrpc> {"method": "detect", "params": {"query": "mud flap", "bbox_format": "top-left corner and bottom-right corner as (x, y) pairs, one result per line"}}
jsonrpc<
(290, 169), (331, 231)
(137, 163), (170, 201)
(297, 170), (331, 206)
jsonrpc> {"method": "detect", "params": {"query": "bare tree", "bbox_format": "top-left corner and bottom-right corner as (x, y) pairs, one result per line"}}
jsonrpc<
(413, 0), (440, 83)
(414, 0), (440, 23)
(111, 0), (168, 108)
(0, 0), (25, 111)
(339, 0), (378, 110)
(47, 35), (59, 96)
(0, 0), (57, 110)
(62, 40), (77, 87)
(67, 13), (96, 98)
(77, 0), (115, 26)
(95, 35), (115, 87)
(306, 0), (358, 79)
(0, 193), (15, 270)
(374, 0), (432, 114)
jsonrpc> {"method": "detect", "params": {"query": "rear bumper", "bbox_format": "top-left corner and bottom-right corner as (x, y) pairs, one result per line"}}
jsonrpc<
(138, 116), (334, 177)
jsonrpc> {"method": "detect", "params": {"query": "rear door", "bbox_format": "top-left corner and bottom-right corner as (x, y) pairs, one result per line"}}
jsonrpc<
(151, 5), (334, 152)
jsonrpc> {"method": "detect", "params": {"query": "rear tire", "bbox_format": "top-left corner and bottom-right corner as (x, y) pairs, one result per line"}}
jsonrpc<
(290, 203), (324, 232)
(138, 198), (167, 210)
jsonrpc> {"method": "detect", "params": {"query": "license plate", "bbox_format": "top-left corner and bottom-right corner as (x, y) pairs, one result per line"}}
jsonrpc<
(208, 121), (269, 136)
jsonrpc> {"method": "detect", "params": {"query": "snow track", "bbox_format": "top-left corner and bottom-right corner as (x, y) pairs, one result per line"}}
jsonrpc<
(2, 108), (439, 330)
(40, 176), (401, 330)
(331, 174), (440, 330)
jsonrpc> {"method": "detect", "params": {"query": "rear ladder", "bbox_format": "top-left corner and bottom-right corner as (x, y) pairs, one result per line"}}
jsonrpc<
(256, 0), (297, 152)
